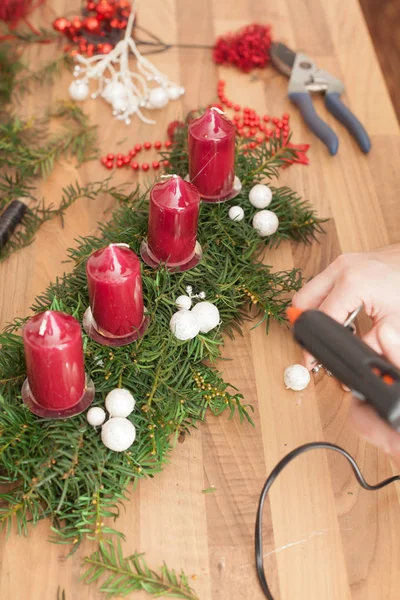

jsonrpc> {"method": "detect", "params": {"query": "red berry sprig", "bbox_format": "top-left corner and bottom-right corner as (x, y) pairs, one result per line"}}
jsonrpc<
(100, 140), (172, 172)
(53, 0), (131, 57)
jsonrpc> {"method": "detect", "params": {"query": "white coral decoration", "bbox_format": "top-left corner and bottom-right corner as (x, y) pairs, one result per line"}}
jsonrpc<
(69, 4), (184, 125)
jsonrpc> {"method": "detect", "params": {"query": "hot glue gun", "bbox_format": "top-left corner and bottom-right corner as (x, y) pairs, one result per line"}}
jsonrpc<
(287, 307), (400, 431)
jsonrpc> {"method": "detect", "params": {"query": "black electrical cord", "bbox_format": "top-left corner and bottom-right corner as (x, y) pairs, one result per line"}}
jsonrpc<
(255, 442), (400, 599)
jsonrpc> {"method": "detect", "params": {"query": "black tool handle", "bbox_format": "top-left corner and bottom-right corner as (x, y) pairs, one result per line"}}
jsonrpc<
(0, 200), (27, 249)
(293, 310), (400, 430)
(289, 92), (339, 155)
(325, 92), (371, 154)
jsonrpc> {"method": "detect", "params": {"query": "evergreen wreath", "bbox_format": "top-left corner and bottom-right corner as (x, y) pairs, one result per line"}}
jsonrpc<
(0, 121), (324, 596)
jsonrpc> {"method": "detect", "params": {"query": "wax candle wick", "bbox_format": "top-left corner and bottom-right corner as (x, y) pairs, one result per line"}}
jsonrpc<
(210, 106), (225, 115)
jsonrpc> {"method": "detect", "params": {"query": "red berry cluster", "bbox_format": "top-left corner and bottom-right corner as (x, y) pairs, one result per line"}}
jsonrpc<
(216, 80), (290, 148)
(213, 24), (272, 73)
(100, 140), (172, 171)
(53, 0), (131, 57)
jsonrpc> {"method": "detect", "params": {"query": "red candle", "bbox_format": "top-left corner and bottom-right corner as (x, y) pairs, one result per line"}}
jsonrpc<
(188, 107), (236, 202)
(147, 175), (200, 267)
(86, 243), (144, 337)
(23, 311), (86, 410)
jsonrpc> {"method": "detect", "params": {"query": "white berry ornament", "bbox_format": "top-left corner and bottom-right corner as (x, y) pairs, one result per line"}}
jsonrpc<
(228, 205), (244, 222)
(175, 295), (192, 311)
(249, 184), (273, 209)
(86, 406), (106, 427)
(191, 301), (220, 334)
(284, 364), (311, 391)
(101, 417), (136, 452)
(105, 388), (135, 418)
(252, 210), (279, 237)
(170, 310), (200, 341)
(147, 86), (169, 109)
(68, 80), (89, 102)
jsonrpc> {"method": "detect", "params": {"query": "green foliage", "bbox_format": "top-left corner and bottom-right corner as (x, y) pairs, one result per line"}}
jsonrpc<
(0, 101), (98, 179)
(13, 54), (74, 102)
(0, 44), (25, 105)
(0, 178), (121, 263)
(82, 540), (199, 599)
(0, 135), (324, 554)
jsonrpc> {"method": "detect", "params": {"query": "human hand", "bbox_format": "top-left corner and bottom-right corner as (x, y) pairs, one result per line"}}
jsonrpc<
(292, 245), (400, 469)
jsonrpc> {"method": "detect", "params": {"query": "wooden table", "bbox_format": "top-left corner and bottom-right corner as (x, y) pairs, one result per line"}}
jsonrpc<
(1, 1), (400, 598)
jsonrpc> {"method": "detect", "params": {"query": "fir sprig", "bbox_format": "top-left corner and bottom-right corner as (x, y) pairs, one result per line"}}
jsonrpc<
(82, 540), (199, 599)
(0, 134), (323, 556)
(0, 102), (98, 178)
(13, 54), (74, 101)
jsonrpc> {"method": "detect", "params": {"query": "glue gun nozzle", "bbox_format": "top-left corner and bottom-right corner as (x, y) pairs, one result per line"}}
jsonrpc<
(287, 306), (303, 325)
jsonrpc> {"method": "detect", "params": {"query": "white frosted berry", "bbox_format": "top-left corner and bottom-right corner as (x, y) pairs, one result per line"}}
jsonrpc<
(68, 80), (89, 102)
(170, 310), (200, 340)
(148, 86), (169, 109)
(101, 417), (136, 452)
(252, 210), (279, 237)
(228, 205), (244, 222)
(249, 184), (273, 209)
(175, 295), (192, 311)
(284, 364), (311, 391)
(105, 388), (135, 417)
(191, 301), (220, 334)
(86, 406), (106, 427)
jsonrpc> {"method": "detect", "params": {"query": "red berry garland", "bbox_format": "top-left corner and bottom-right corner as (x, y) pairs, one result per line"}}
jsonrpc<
(213, 24), (272, 73)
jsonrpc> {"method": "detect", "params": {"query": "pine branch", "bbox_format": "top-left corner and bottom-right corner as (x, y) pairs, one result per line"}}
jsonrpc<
(0, 102), (98, 179)
(13, 54), (74, 102)
(82, 540), (199, 600)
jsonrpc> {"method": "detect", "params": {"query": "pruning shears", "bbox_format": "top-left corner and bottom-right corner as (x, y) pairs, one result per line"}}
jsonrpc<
(270, 42), (371, 156)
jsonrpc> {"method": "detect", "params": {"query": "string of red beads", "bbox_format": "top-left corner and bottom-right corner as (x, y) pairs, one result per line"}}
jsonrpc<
(216, 79), (290, 149)
(100, 140), (172, 171)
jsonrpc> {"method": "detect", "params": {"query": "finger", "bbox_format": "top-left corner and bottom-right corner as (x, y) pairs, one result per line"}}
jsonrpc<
(376, 320), (400, 369)
(318, 280), (363, 325)
(292, 268), (336, 310)
(349, 397), (400, 470)
(293, 254), (358, 310)
(362, 326), (382, 355)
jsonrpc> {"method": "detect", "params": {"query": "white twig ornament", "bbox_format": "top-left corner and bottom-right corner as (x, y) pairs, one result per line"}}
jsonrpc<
(252, 210), (279, 237)
(101, 417), (136, 452)
(284, 364), (311, 391)
(69, 4), (184, 125)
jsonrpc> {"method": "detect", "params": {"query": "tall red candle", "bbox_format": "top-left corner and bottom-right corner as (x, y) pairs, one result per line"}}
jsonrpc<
(86, 243), (144, 337)
(188, 107), (236, 202)
(146, 175), (200, 267)
(23, 311), (86, 410)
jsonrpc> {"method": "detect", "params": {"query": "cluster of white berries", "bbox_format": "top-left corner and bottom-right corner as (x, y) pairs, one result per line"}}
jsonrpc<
(169, 286), (221, 341)
(228, 183), (279, 237)
(86, 388), (136, 452)
(68, 10), (184, 125)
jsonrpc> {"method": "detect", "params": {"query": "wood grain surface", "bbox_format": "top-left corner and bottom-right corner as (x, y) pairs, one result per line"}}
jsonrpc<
(1, 1), (400, 599)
